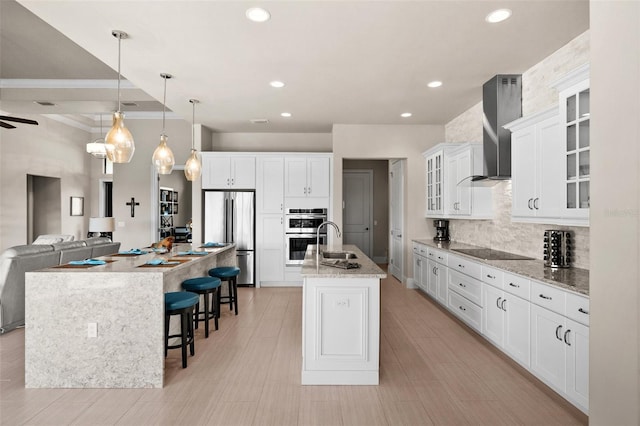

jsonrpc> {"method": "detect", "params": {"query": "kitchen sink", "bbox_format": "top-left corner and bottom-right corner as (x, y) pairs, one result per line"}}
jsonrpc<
(321, 251), (358, 260)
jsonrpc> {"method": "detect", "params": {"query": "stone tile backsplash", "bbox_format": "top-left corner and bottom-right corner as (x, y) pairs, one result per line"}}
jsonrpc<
(448, 181), (589, 270)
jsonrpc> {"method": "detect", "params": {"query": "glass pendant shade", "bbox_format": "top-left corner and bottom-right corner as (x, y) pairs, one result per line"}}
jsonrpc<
(86, 139), (107, 158)
(104, 111), (135, 163)
(184, 149), (202, 181)
(152, 134), (175, 174)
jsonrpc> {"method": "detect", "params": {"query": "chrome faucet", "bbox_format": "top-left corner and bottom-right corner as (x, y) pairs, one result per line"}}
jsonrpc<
(316, 221), (341, 264)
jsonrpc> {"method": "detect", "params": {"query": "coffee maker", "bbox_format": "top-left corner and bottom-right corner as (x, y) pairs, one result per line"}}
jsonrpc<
(433, 219), (450, 242)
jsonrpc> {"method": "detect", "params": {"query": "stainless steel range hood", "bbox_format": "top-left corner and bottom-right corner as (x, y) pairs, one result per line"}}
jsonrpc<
(462, 74), (522, 186)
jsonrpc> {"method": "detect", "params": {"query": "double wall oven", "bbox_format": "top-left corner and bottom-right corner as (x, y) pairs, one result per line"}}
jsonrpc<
(285, 208), (327, 265)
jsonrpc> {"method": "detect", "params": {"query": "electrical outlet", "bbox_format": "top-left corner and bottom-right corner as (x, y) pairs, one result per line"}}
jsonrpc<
(117, 221), (125, 228)
(87, 322), (98, 338)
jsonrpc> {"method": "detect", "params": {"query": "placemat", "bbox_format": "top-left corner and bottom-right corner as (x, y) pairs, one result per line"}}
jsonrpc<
(54, 260), (115, 269)
(137, 259), (191, 268)
(174, 252), (209, 257)
(111, 252), (149, 257)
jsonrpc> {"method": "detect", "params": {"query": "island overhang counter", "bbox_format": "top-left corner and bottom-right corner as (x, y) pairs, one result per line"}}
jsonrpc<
(300, 244), (386, 385)
(24, 244), (236, 389)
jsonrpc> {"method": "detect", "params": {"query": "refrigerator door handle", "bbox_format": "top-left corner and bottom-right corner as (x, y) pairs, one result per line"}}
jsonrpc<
(224, 197), (229, 242)
(236, 251), (250, 256)
(230, 198), (235, 243)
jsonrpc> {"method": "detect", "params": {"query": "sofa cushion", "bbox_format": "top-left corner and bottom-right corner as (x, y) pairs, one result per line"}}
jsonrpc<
(84, 237), (113, 247)
(33, 234), (74, 244)
(52, 241), (87, 251)
(3, 244), (55, 258)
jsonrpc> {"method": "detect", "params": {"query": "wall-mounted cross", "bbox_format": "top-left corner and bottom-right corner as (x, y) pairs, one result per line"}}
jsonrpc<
(126, 197), (140, 217)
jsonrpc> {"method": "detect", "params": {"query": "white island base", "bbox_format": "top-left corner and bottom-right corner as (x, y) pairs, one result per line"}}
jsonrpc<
(301, 245), (385, 385)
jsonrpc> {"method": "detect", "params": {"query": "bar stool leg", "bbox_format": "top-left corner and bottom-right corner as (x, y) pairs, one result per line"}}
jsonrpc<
(203, 291), (210, 338)
(232, 277), (238, 315)
(213, 289), (219, 330)
(180, 309), (189, 368)
(188, 309), (195, 356)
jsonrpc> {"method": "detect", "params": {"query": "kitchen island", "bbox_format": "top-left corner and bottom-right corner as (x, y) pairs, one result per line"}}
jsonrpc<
(24, 243), (235, 389)
(300, 244), (386, 385)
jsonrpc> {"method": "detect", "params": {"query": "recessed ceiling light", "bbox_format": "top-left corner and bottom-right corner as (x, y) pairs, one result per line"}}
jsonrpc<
(427, 81), (443, 88)
(250, 118), (269, 124)
(34, 101), (56, 106)
(401, 112), (412, 118)
(485, 9), (512, 23)
(270, 81), (285, 88)
(246, 7), (270, 22)
(281, 112), (292, 118)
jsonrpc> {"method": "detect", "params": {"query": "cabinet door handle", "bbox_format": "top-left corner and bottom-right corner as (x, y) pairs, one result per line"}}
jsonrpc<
(528, 198), (533, 210)
(303, 187), (307, 195)
(434, 267), (438, 276)
(496, 297), (502, 309)
(501, 299), (506, 311)
(231, 178), (235, 185)
(578, 308), (589, 315)
(539, 294), (552, 300)
(458, 282), (466, 288)
(227, 178), (230, 185)
(308, 186), (311, 194)
(280, 203), (283, 211)
(534, 197), (540, 210)
(555, 325), (563, 341)
(486, 274), (495, 279)
(508, 282), (520, 288)
(564, 329), (571, 346)
(459, 305), (466, 312)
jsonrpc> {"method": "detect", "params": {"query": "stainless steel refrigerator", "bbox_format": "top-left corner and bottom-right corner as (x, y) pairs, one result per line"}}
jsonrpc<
(203, 191), (255, 286)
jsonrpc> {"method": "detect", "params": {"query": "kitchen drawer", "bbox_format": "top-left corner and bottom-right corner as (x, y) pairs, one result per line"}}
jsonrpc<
(417, 244), (427, 257)
(448, 290), (482, 333)
(448, 254), (482, 280)
(482, 265), (504, 289)
(427, 248), (448, 265)
(503, 272), (531, 300)
(530, 280), (566, 315)
(566, 292), (590, 326)
(448, 269), (482, 306)
(412, 242), (421, 255)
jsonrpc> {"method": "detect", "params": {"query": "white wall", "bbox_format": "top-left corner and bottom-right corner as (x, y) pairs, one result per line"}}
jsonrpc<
(0, 114), (92, 251)
(443, 30), (591, 269)
(211, 132), (332, 152)
(590, 1), (640, 423)
(332, 124), (445, 282)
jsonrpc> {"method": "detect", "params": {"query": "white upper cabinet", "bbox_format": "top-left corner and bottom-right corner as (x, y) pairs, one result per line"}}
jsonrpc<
(284, 156), (330, 198)
(256, 157), (284, 214)
(201, 153), (256, 189)
(508, 107), (564, 222)
(554, 64), (590, 224)
(423, 143), (492, 219)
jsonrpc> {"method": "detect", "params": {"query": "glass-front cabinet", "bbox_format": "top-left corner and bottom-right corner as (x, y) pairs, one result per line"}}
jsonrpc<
(426, 150), (444, 215)
(556, 64), (590, 224)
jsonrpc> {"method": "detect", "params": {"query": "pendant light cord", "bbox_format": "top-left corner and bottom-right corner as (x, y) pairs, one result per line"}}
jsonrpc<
(117, 35), (122, 112)
(162, 76), (167, 133)
(191, 100), (195, 150)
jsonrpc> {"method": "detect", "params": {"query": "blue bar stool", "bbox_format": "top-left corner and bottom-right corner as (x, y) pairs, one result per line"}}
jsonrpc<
(165, 291), (199, 368)
(182, 276), (221, 338)
(208, 266), (240, 315)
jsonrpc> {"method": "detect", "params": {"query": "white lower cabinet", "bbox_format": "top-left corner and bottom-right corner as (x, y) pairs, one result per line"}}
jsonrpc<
(257, 214), (284, 284)
(530, 303), (589, 413)
(482, 283), (530, 368)
(411, 241), (588, 414)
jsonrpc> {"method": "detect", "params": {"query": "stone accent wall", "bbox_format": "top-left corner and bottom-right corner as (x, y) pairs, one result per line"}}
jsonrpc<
(444, 30), (590, 269)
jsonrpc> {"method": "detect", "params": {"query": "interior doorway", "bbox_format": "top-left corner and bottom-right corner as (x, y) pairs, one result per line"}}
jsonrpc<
(27, 175), (61, 243)
(342, 160), (389, 263)
(154, 166), (193, 240)
(389, 160), (404, 282)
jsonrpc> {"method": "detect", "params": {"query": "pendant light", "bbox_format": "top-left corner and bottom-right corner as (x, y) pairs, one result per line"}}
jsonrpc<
(104, 30), (135, 163)
(184, 99), (202, 181)
(152, 73), (175, 174)
(86, 114), (107, 158)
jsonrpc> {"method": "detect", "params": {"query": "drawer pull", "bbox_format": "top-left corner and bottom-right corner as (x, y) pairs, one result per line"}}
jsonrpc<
(578, 308), (589, 315)
(486, 274), (495, 279)
(539, 294), (552, 300)
(458, 282), (466, 288)
(458, 264), (465, 268)
(438, 256), (444, 260)
(555, 325), (563, 341)
(564, 329), (571, 346)
(508, 282), (520, 288)
(459, 305), (466, 312)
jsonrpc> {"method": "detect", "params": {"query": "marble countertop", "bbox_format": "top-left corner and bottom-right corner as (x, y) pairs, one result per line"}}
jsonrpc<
(34, 243), (235, 274)
(413, 239), (589, 296)
(301, 244), (387, 278)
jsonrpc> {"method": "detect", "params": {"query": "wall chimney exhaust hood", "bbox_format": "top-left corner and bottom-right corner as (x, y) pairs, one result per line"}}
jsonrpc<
(460, 74), (522, 186)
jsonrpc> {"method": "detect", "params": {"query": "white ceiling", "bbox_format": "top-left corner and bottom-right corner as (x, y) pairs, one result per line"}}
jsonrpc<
(2, 0), (589, 133)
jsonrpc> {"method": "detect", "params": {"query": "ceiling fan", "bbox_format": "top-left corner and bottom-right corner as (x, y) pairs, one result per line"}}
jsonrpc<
(0, 115), (39, 129)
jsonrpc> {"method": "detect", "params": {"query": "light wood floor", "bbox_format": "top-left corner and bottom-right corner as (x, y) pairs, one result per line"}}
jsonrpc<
(1, 268), (587, 425)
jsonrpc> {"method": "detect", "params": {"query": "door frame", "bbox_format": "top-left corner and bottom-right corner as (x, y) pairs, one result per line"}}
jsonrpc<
(389, 159), (405, 283)
(342, 169), (374, 258)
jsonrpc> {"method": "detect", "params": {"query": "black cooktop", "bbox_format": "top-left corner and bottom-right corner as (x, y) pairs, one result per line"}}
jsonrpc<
(451, 248), (534, 261)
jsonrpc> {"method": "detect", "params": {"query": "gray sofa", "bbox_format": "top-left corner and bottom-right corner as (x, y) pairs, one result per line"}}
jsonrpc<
(0, 237), (120, 334)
